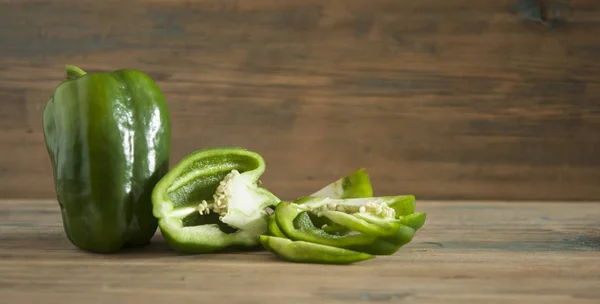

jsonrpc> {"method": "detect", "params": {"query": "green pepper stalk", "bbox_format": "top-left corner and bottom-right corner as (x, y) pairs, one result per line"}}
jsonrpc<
(151, 147), (281, 253)
(43, 64), (171, 253)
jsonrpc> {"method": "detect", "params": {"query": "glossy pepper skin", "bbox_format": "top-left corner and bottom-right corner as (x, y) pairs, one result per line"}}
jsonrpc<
(42, 64), (171, 253)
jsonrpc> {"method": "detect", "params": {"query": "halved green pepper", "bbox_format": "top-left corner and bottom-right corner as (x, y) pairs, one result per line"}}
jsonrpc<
(42, 64), (171, 253)
(151, 147), (281, 253)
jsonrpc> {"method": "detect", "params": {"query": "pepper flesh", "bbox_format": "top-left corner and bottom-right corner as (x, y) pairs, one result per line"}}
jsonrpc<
(152, 147), (281, 253)
(306, 168), (374, 235)
(261, 169), (426, 261)
(310, 168), (373, 199)
(266, 213), (288, 238)
(42, 64), (171, 253)
(259, 235), (374, 264)
(275, 200), (417, 255)
(265, 168), (373, 238)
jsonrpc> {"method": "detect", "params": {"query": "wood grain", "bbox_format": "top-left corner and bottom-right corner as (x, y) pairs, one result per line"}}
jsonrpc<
(1, 0), (600, 200)
(1, 199), (599, 303)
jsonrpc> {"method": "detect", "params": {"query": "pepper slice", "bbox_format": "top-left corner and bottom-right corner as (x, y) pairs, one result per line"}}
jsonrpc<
(264, 169), (373, 238)
(399, 212), (427, 230)
(151, 147), (281, 253)
(316, 209), (402, 237)
(309, 168), (373, 199)
(275, 200), (417, 255)
(266, 213), (287, 238)
(259, 169), (426, 263)
(259, 235), (374, 265)
(304, 168), (374, 235)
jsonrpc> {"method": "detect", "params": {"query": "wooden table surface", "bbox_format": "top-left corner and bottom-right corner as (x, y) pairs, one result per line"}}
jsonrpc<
(1, 199), (599, 303)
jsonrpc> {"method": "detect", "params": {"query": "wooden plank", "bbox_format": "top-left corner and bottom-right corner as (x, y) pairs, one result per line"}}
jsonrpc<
(1, 0), (599, 200)
(0, 199), (599, 303)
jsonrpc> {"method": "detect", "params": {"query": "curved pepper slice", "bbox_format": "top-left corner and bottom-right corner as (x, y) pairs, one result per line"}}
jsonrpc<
(316, 209), (402, 237)
(152, 147), (281, 253)
(310, 168), (373, 199)
(275, 199), (416, 255)
(264, 168), (374, 238)
(305, 168), (374, 235)
(259, 235), (374, 264)
(399, 212), (427, 230)
(266, 213), (287, 238)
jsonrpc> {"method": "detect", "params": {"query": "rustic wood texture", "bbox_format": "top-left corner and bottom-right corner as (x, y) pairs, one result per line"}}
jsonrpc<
(1, 0), (600, 201)
(1, 199), (598, 303)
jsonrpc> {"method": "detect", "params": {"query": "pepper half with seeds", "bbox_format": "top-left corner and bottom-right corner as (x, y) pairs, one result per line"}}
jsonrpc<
(151, 147), (281, 253)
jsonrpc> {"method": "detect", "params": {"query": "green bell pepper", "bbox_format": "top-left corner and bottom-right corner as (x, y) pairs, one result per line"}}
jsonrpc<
(42, 64), (171, 253)
(151, 147), (281, 253)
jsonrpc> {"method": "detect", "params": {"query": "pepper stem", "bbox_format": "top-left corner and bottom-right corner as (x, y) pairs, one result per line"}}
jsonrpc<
(65, 64), (87, 80)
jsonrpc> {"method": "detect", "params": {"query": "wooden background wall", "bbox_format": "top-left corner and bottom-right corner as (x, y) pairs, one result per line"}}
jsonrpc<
(1, 0), (599, 201)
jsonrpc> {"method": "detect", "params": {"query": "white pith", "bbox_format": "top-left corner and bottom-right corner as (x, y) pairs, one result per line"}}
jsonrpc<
(172, 169), (273, 235)
(298, 197), (396, 219)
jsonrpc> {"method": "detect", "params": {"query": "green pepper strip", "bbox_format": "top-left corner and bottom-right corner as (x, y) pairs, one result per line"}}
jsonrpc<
(350, 211), (426, 231)
(310, 168), (373, 199)
(399, 212), (427, 230)
(275, 201), (416, 255)
(317, 210), (402, 237)
(302, 168), (374, 234)
(259, 235), (374, 265)
(260, 169), (426, 263)
(266, 213), (287, 238)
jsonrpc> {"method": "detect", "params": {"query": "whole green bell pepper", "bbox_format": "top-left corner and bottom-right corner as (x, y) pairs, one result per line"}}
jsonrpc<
(151, 147), (281, 253)
(42, 64), (171, 253)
